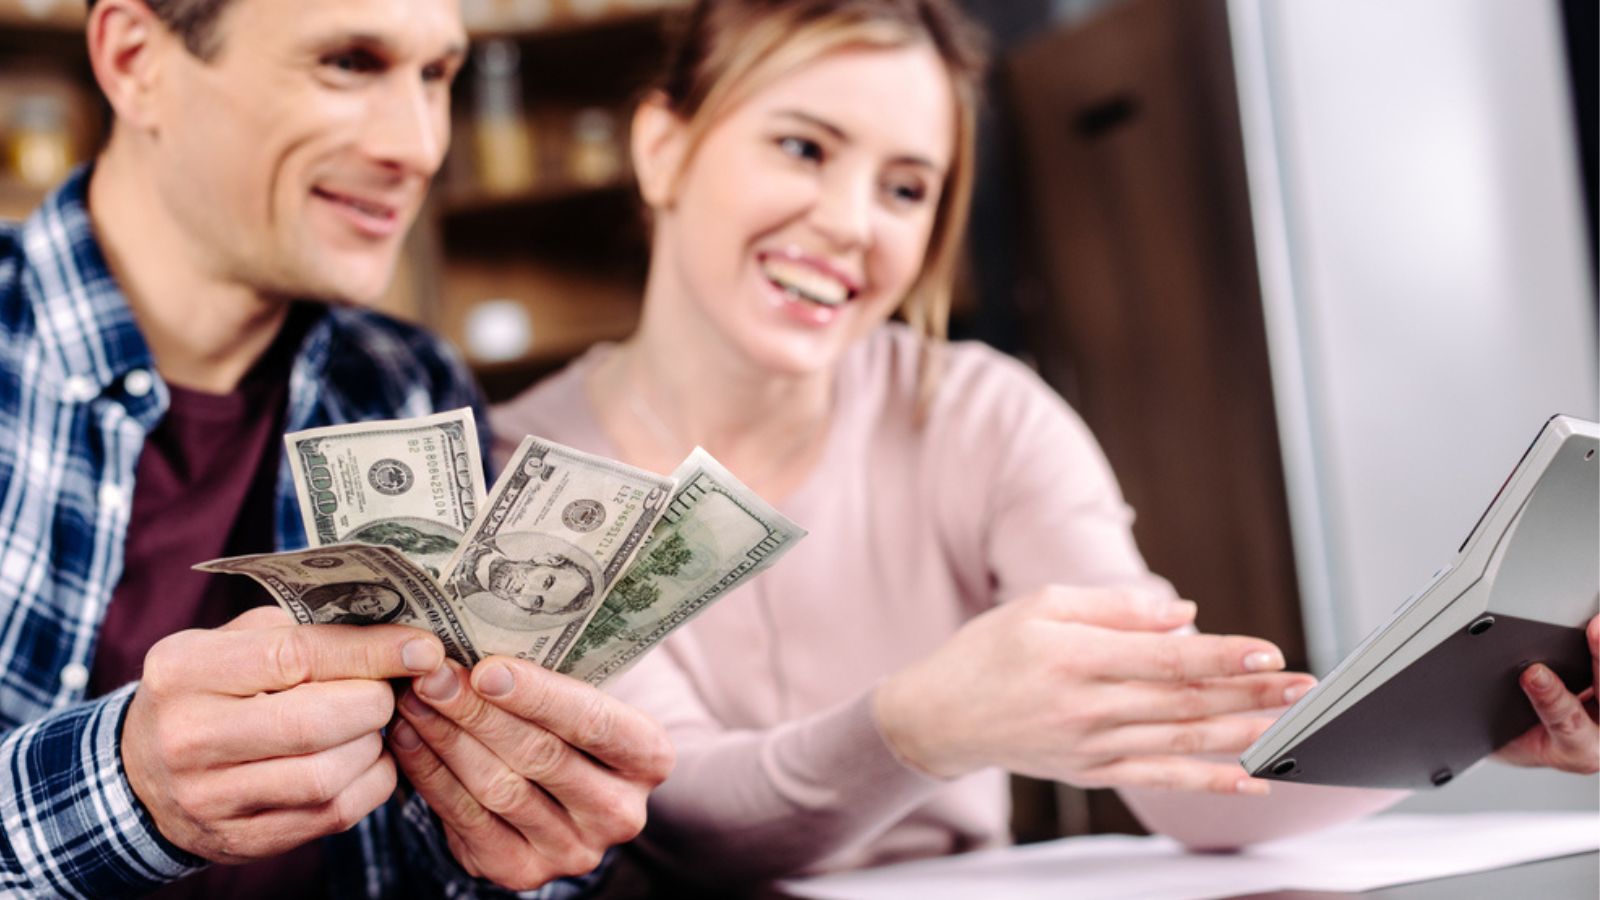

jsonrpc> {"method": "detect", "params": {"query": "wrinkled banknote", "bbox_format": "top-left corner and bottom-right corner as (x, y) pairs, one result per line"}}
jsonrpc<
(196, 543), (478, 666)
(558, 448), (807, 684)
(284, 408), (486, 578)
(442, 436), (674, 667)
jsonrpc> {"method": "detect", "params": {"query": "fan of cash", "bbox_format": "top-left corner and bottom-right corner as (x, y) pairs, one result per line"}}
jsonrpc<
(194, 408), (806, 686)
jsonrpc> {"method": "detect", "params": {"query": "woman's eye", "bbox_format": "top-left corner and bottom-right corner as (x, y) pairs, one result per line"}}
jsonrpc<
(777, 136), (825, 164)
(885, 179), (929, 206)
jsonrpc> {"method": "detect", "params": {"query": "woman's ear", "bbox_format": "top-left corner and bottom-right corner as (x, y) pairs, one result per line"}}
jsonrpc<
(632, 91), (689, 209)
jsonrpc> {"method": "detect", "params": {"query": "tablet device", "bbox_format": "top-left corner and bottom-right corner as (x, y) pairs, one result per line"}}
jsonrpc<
(1241, 414), (1599, 789)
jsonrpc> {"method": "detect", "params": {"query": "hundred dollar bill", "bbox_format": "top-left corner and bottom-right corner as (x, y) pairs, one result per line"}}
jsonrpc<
(284, 408), (486, 579)
(442, 435), (675, 667)
(195, 543), (479, 666)
(557, 447), (806, 685)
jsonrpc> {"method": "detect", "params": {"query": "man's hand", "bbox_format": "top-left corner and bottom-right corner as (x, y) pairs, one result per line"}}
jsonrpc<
(1496, 614), (1599, 774)
(390, 657), (674, 891)
(872, 585), (1316, 794)
(122, 607), (445, 862)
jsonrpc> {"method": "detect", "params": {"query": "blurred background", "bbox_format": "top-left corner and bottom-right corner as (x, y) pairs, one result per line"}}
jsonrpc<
(1, 0), (1595, 843)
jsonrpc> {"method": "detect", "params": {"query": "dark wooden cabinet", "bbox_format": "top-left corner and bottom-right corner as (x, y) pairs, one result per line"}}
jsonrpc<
(1002, 0), (1306, 838)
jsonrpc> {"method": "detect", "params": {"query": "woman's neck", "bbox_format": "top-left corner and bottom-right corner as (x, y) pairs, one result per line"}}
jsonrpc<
(591, 278), (836, 499)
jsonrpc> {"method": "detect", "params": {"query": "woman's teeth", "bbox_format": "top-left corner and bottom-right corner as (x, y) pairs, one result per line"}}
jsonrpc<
(761, 258), (851, 307)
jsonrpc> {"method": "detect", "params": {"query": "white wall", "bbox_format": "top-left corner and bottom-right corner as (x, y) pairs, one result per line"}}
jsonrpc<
(1229, 0), (1598, 812)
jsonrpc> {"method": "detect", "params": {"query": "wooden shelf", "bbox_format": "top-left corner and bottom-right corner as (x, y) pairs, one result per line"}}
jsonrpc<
(0, 0), (82, 32)
(441, 177), (633, 217)
(0, 177), (49, 221)
(464, 1), (684, 41)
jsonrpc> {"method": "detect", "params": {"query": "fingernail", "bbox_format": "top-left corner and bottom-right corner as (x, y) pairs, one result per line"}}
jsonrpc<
(1167, 599), (1197, 618)
(391, 720), (421, 751)
(1244, 651), (1284, 672)
(477, 663), (514, 698)
(418, 667), (458, 702)
(1284, 683), (1312, 704)
(1236, 778), (1271, 796)
(403, 639), (442, 673)
(1527, 666), (1553, 689)
(401, 690), (434, 718)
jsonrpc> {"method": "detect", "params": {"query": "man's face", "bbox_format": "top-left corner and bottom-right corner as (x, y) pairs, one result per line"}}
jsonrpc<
(487, 557), (589, 615)
(343, 584), (398, 618)
(146, 0), (466, 303)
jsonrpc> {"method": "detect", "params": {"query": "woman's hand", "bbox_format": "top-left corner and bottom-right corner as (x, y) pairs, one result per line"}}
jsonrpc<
(1495, 614), (1599, 775)
(872, 585), (1315, 794)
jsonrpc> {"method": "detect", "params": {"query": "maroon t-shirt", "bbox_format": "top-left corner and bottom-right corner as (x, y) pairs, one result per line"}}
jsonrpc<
(92, 312), (328, 899)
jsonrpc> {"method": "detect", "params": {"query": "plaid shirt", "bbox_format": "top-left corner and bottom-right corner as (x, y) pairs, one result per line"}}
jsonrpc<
(0, 168), (605, 899)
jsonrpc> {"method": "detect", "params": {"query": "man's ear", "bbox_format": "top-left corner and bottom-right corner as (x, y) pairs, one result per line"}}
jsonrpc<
(632, 91), (690, 210)
(86, 0), (173, 130)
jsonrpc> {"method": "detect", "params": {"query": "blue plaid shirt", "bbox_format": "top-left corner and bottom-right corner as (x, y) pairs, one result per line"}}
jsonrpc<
(0, 168), (606, 898)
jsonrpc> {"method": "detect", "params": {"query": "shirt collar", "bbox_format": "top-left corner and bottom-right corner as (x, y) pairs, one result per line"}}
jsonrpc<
(19, 164), (159, 410)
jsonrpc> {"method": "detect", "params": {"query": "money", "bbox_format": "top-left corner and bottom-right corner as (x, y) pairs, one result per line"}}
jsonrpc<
(558, 448), (807, 685)
(442, 436), (675, 667)
(284, 408), (486, 579)
(195, 543), (478, 666)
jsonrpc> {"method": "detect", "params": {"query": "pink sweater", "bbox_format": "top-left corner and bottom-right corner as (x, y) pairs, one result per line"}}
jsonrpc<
(491, 324), (1401, 879)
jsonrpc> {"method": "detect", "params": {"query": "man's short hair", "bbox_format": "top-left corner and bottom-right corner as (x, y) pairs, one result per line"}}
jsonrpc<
(86, 0), (232, 59)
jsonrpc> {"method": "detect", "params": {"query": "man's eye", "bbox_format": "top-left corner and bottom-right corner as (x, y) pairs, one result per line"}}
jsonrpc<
(422, 61), (454, 84)
(777, 135), (825, 164)
(323, 49), (384, 75)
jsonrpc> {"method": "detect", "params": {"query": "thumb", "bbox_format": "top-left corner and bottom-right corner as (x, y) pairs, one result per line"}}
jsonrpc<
(1027, 584), (1197, 631)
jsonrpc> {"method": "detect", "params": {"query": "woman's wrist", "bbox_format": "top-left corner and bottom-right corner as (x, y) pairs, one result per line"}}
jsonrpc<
(871, 671), (966, 780)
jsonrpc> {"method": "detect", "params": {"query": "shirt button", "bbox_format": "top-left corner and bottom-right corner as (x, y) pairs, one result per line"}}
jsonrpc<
(124, 368), (154, 398)
(98, 483), (125, 511)
(60, 663), (89, 691)
(64, 376), (96, 402)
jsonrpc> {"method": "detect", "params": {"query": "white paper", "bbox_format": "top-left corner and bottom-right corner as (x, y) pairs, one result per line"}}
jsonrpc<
(782, 812), (1600, 900)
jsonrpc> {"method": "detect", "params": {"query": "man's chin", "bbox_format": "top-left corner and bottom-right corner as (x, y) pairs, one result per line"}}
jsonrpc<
(290, 265), (399, 309)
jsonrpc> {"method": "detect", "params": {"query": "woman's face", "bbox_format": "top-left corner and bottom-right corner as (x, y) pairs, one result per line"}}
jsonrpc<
(648, 42), (956, 377)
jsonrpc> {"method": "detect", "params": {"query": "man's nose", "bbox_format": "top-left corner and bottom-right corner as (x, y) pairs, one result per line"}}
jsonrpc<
(365, 75), (448, 177)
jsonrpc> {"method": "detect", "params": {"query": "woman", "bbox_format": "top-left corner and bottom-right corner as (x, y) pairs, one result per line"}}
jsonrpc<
(491, 0), (1597, 886)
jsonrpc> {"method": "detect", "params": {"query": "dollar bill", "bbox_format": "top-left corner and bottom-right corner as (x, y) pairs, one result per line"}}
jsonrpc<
(557, 447), (807, 685)
(442, 436), (675, 667)
(195, 543), (479, 666)
(284, 408), (486, 579)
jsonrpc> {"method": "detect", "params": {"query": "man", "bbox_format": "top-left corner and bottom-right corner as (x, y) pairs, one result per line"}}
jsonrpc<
(454, 533), (602, 630)
(304, 582), (407, 626)
(0, 0), (671, 896)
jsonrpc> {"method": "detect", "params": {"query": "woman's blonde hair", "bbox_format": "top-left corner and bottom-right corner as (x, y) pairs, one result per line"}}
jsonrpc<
(655, 0), (989, 413)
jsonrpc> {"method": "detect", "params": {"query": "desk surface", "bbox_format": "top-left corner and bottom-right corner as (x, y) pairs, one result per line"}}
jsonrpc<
(1224, 850), (1597, 899)
(776, 814), (1600, 900)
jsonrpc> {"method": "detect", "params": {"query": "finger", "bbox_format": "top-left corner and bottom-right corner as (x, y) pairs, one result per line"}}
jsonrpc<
(218, 606), (292, 632)
(1588, 615), (1599, 697)
(1076, 630), (1290, 682)
(390, 719), (603, 888)
(212, 732), (387, 815)
(412, 664), (605, 795)
(203, 623), (444, 695)
(1076, 716), (1275, 759)
(1520, 664), (1599, 768)
(469, 657), (674, 781)
(1080, 756), (1271, 795)
(208, 749), (398, 862)
(1030, 584), (1197, 632)
(397, 685), (579, 840)
(1112, 673), (1317, 724)
(178, 680), (396, 766)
